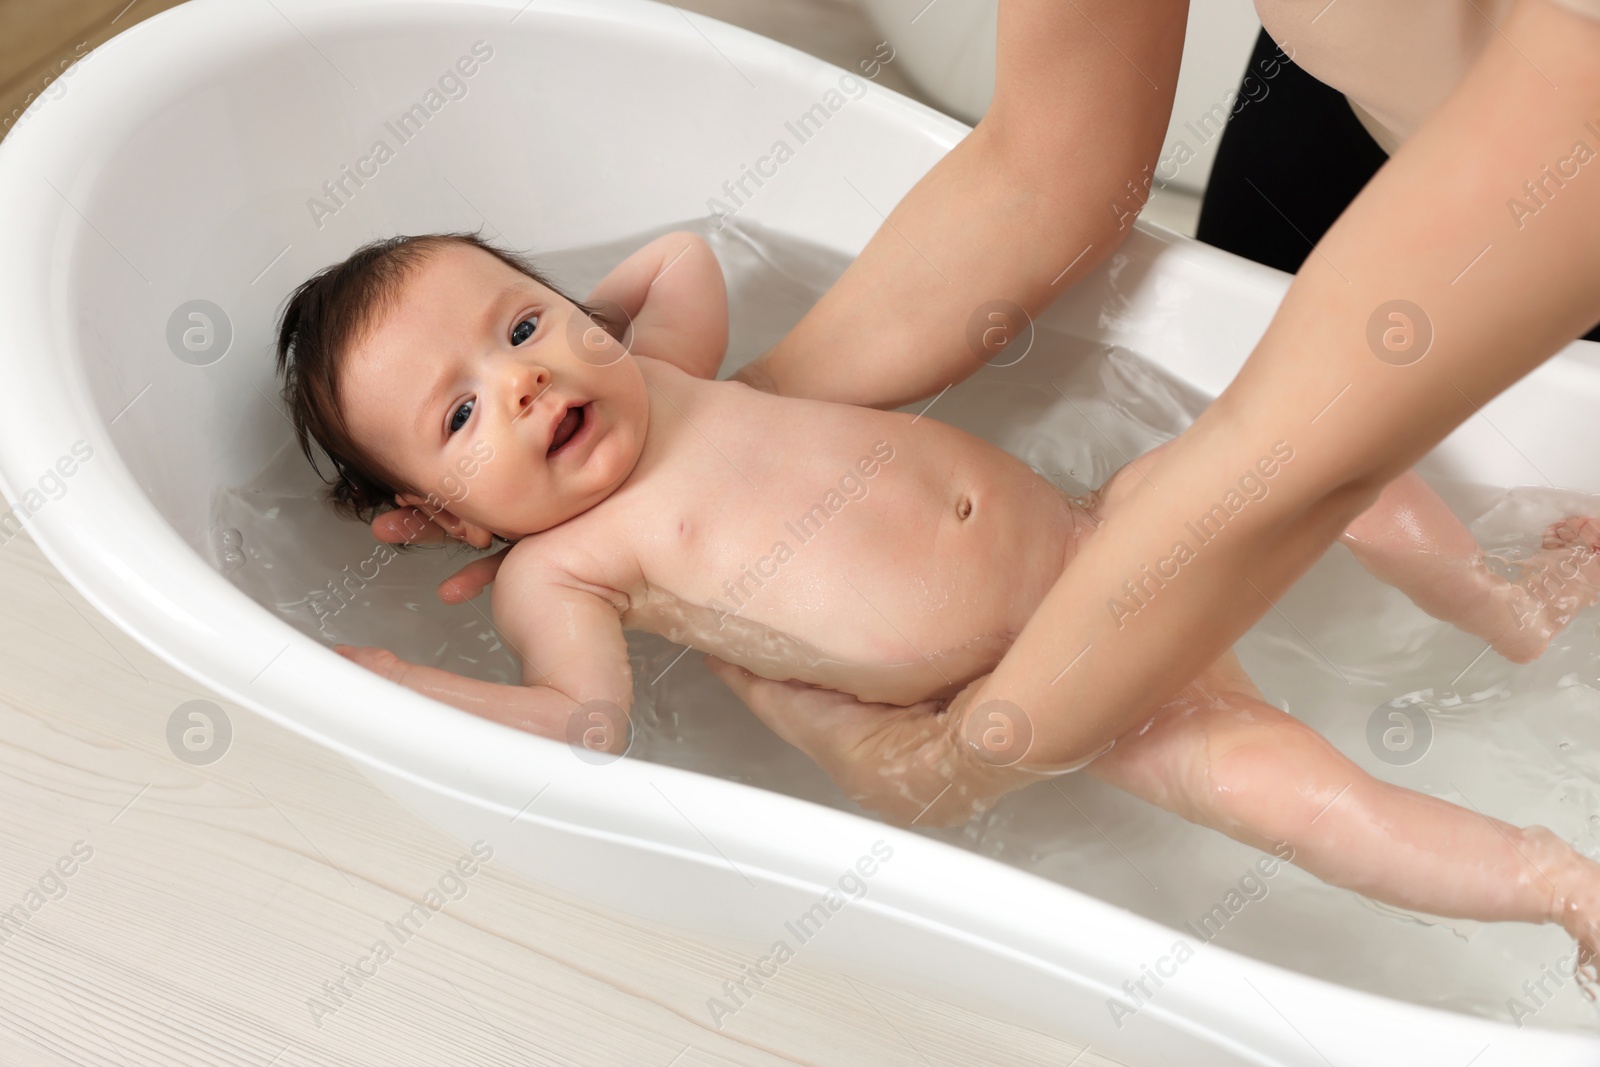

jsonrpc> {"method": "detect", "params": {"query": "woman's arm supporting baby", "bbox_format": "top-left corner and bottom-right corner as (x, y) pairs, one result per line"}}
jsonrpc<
(1097, 441), (1600, 665)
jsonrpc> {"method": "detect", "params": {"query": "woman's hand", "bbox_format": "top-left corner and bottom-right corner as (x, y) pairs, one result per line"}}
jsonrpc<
(370, 506), (509, 604)
(704, 657), (1043, 828)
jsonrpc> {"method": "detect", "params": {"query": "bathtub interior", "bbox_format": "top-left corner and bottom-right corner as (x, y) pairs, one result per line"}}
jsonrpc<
(24, 0), (1600, 1040)
(227, 215), (1600, 1032)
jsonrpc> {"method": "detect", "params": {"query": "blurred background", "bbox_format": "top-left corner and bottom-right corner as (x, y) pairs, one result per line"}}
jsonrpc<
(1, 0), (1264, 237)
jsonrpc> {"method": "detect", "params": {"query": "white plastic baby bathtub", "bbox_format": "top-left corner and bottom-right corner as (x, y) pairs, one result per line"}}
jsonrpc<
(4, 1), (1600, 1063)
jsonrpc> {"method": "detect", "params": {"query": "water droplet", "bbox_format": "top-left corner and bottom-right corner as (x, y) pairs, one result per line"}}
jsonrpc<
(213, 527), (248, 572)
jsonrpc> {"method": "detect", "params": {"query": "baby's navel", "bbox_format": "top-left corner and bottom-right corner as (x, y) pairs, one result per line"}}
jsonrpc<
(956, 495), (973, 521)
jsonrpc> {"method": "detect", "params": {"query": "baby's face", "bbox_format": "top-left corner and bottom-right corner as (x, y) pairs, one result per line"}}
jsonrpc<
(339, 242), (649, 544)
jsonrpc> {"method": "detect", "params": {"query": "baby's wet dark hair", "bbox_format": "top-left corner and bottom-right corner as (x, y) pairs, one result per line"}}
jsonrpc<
(273, 231), (608, 540)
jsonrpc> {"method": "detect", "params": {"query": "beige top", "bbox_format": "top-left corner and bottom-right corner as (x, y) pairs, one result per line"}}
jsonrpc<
(1253, 0), (1600, 155)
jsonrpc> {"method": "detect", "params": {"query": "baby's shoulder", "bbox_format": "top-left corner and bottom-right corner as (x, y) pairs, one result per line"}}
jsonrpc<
(492, 520), (639, 608)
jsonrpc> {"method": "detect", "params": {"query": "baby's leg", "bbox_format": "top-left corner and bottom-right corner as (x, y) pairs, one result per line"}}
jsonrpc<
(1086, 651), (1600, 974)
(1339, 470), (1600, 662)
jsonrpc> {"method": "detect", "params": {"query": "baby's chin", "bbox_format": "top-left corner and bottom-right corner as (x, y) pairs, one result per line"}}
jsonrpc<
(480, 512), (571, 543)
(482, 521), (534, 544)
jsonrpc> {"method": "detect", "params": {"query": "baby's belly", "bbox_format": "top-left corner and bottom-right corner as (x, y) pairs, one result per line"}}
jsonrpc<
(631, 458), (1098, 706)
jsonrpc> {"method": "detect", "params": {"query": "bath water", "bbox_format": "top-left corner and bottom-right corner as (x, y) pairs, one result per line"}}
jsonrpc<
(213, 217), (1600, 1031)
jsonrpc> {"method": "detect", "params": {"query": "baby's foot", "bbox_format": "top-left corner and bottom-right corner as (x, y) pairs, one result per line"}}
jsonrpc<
(1543, 516), (1600, 554)
(1515, 826), (1600, 1001)
(1487, 517), (1600, 662)
(1546, 844), (1600, 1002)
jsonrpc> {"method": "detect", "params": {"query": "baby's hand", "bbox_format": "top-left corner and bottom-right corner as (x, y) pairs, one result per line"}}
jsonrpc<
(334, 644), (415, 686)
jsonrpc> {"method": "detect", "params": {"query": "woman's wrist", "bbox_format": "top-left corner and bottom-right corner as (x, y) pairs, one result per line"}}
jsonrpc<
(880, 682), (1061, 827)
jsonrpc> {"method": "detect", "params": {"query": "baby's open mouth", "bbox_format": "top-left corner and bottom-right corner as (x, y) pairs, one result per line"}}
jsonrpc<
(548, 403), (586, 455)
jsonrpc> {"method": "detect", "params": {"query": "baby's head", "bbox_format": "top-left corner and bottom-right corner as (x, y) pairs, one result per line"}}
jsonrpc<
(275, 232), (649, 550)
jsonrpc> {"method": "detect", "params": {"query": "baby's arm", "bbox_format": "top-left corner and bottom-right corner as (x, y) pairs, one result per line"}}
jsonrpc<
(336, 545), (634, 751)
(1087, 652), (1600, 971)
(583, 231), (728, 380)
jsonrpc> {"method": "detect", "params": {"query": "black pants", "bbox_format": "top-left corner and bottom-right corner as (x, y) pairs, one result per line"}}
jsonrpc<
(1197, 28), (1600, 343)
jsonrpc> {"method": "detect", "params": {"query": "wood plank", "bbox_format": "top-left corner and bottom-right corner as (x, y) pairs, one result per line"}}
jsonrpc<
(0, 0), (187, 138)
(0, 0), (135, 79)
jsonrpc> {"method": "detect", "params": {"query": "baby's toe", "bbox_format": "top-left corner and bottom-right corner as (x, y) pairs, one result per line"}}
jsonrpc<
(1542, 516), (1600, 552)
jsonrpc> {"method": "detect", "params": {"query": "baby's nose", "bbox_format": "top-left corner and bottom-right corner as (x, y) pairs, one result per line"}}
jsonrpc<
(512, 364), (552, 414)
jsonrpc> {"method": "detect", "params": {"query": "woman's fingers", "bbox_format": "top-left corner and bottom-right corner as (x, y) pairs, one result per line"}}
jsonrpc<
(372, 506), (447, 545)
(365, 507), (507, 603)
(702, 655), (844, 754)
(703, 655), (993, 826)
(437, 546), (511, 604)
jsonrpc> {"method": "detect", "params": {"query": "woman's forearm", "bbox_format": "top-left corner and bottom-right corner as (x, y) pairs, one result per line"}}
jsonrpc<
(740, 0), (1187, 409)
(991, 0), (1600, 768)
(739, 122), (1125, 408)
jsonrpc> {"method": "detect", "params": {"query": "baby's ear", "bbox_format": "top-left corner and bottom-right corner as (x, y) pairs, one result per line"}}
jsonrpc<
(396, 491), (458, 534)
(395, 491), (438, 519)
(395, 492), (494, 550)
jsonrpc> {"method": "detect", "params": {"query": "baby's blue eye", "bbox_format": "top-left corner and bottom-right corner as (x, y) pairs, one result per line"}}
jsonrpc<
(448, 398), (474, 435)
(511, 315), (538, 346)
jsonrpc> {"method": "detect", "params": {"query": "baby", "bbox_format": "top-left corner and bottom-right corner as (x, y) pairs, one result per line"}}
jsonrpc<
(275, 229), (1600, 971)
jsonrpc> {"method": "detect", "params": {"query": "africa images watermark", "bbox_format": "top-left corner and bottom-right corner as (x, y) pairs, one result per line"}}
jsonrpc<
(1507, 534), (1599, 635)
(3, 39), (94, 134)
(1111, 42), (1295, 230)
(707, 440), (896, 629)
(1505, 116), (1600, 231)
(1106, 841), (1297, 1029)
(1106, 441), (1296, 630)
(707, 40), (897, 230)
(308, 839), (494, 1027)
(0, 841), (95, 951)
(707, 839), (895, 1028)
(306, 440), (495, 633)
(1506, 939), (1598, 1027)
(0, 440), (97, 549)
(306, 40), (496, 230)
